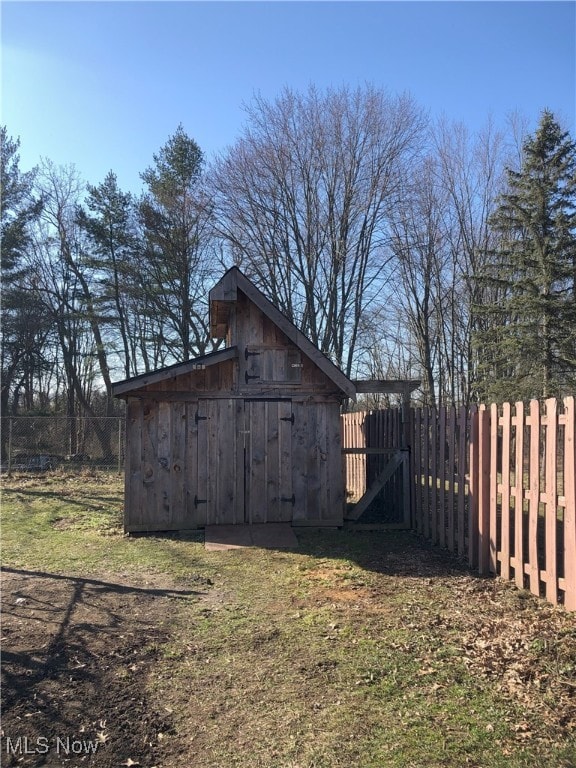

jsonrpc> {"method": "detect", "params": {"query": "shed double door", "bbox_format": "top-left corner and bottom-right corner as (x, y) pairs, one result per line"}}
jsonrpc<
(196, 398), (293, 525)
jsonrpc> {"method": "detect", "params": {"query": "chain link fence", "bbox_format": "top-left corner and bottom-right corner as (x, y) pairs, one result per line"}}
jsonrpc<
(1, 417), (125, 473)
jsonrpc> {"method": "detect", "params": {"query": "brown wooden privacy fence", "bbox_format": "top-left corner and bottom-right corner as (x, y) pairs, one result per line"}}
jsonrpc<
(342, 397), (576, 610)
(410, 397), (576, 610)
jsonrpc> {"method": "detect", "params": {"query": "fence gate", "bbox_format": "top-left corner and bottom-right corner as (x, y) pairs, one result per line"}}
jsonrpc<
(341, 410), (410, 528)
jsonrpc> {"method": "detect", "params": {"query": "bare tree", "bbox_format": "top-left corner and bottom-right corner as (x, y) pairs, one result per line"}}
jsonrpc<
(387, 155), (450, 407)
(28, 161), (116, 455)
(209, 85), (426, 376)
(433, 119), (506, 405)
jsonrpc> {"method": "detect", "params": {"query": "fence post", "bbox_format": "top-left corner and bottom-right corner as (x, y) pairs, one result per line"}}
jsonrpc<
(117, 417), (123, 475)
(477, 406), (491, 574)
(564, 396), (576, 610)
(7, 417), (13, 477)
(468, 406), (480, 569)
(544, 398), (558, 605)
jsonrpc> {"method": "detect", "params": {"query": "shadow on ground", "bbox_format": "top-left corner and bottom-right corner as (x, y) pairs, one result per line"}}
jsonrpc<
(0, 568), (206, 768)
(293, 527), (478, 579)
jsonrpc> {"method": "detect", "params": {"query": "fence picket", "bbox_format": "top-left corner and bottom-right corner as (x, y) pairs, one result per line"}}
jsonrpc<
(447, 406), (456, 553)
(563, 397), (576, 610)
(528, 400), (541, 597)
(500, 402), (512, 581)
(430, 407), (438, 544)
(513, 402), (525, 591)
(457, 406), (467, 558)
(545, 398), (558, 605)
(468, 406), (479, 569)
(423, 409), (430, 539)
(478, 406), (491, 575)
(489, 403), (499, 574)
(438, 406), (446, 549)
(414, 408), (423, 534)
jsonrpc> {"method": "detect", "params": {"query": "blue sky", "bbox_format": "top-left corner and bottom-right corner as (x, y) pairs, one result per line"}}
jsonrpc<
(2, 1), (575, 194)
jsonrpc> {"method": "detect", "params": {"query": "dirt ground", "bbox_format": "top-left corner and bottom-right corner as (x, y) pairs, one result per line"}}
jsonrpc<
(1, 567), (207, 768)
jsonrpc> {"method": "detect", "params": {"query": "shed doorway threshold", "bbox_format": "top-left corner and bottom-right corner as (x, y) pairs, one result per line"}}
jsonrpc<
(204, 523), (298, 551)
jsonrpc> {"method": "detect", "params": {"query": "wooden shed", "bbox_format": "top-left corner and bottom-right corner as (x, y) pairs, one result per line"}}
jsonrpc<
(112, 267), (357, 532)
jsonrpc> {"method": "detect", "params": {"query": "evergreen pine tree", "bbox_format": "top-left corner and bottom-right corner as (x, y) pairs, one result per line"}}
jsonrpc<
(138, 125), (214, 362)
(475, 110), (576, 402)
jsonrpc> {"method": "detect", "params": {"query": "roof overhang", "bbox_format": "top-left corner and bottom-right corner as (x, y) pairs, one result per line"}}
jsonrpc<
(353, 380), (421, 396)
(112, 346), (238, 398)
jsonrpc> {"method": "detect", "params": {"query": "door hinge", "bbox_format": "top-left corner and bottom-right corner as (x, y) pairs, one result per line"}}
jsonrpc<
(280, 413), (295, 424)
(244, 347), (261, 360)
(195, 411), (208, 424)
(281, 494), (296, 506)
(194, 495), (207, 507)
(245, 372), (260, 383)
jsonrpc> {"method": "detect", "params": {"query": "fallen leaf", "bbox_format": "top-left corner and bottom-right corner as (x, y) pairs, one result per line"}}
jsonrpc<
(417, 667), (435, 676)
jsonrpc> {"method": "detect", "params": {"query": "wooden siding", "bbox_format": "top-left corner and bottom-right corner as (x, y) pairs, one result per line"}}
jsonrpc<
(124, 392), (344, 531)
(209, 269), (357, 400)
(292, 400), (343, 525)
(140, 358), (236, 396)
(233, 291), (342, 397)
(244, 400), (294, 523)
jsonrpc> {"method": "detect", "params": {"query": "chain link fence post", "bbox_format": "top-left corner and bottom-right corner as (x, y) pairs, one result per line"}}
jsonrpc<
(7, 417), (14, 477)
(117, 417), (123, 476)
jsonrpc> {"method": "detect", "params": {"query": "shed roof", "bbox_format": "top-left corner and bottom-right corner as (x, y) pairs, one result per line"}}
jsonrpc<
(111, 346), (238, 397)
(209, 267), (356, 400)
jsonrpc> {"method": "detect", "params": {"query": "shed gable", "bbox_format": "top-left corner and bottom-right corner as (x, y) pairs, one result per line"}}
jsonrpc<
(209, 268), (357, 401)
